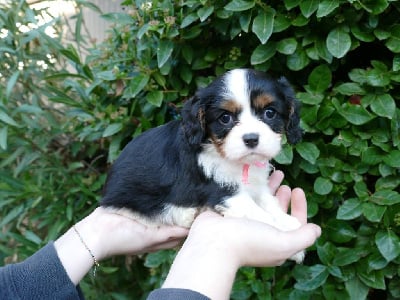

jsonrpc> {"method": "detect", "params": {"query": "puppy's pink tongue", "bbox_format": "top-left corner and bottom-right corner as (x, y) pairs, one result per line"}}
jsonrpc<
(242, 164), (250, 185)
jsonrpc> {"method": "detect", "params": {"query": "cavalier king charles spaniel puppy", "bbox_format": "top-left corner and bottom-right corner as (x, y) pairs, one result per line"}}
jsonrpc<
(101, 68), (304, 262)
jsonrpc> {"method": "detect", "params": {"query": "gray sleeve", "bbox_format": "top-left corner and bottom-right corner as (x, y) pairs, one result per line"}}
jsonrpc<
(147, 288), (211, 300)
(0, 242), (83, 300)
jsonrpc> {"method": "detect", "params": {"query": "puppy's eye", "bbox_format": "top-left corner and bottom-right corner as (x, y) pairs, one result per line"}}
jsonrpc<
(264, 108), (277, 119)
(219, 113), (234, 125)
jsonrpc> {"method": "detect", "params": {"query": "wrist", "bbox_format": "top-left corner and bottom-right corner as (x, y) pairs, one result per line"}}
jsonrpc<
(54, 210), (106, 284)
(162, 233), (239, 299)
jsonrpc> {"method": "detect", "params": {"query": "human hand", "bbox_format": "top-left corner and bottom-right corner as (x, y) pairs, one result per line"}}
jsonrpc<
(55, 207), (188, 285)
(162, 172), (321, 299)
(188, 191), (320, 268)
(75, 207), (189, 261)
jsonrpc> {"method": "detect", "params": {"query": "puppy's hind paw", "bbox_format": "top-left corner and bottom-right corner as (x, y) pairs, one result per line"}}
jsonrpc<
(290, 250), (305, 264)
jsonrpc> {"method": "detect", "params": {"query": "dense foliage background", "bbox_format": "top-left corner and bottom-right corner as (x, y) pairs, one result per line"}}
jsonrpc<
(1, 0), (400, 299)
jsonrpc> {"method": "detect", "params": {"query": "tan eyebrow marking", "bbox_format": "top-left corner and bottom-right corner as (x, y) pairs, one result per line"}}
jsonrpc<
(220, 99), (242, 113)
(253, 94), (274, 110)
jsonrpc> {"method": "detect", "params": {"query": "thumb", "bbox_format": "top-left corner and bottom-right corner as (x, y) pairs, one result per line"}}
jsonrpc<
(283, 223), (321, 255)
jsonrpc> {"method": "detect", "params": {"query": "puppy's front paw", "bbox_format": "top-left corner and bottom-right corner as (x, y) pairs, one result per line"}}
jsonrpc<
(278, 214), (302, 232)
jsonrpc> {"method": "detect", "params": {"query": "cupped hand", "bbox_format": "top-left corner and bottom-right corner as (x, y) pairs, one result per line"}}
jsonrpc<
(77, 207), (189, 261)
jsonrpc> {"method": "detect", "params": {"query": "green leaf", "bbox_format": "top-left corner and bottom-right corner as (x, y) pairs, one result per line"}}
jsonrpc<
(252, 9), (275, 44)
(385, 25), (400, 53)
(24, 230), (42, 245)
(362, 0), (389, 14)
(197, 6), (214, 22)
(317, 0), (339, 17)
(224, 0), (255, 11)
(102, 123), (123, 138)
(0, 126), (7, 150)
(358, 269), (386, 290)
(286, 48), (310, 71)
(370, 94), (396, 119)
(326, 219), (357, 243)
(96, 70), (116, 81)
(0, 206), (24, 227)
(274, 144), (293, 164)
(337, 198), (363, 220)
(368, 251), (389, 270)
(375, 230), (400, 262)
(147, 91), (163, 107)
(299, 0), (319, 18)
(181, 13), (198, 28)
(308, 65), (332, 92)
(294, 264), (329, 291)
(361, 147), (383, 165)
(273, 14), (291, 32)
(144, 250), (174, 268)
(157, 40), (174, 68)
(334, 82), (365, 95)
(317, 241), (337, 265)
(296, 142), (320, 164)
(6, 71), (20, 99)
(370, 190), (400, 206)
(276, 38), (297, 55)
(362, 202), (386, 223)
(333, 100), (375, 125)
(326, 27), (352, 58)
(239, 11), (252, 32)
(345, 277), (369, 300)
(250, 43), (276, 65)
(0, 109), (19, 127)
(333, 247), (364, 266)
(284, 0), (301, 10)
(383, 150), (400, 167)
(124, 74), (150, 98)
(314, 177), (333, 195)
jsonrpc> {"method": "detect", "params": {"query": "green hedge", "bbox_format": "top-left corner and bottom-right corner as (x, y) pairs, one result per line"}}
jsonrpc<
(1, 0), (400, 299)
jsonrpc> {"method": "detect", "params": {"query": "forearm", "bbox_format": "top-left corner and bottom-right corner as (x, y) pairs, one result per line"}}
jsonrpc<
(162, 236), (239, 300)
(54, 218), (101, 285)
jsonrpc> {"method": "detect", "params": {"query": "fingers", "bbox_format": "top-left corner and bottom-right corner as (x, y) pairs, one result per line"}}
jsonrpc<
(290, 188), (308, 225)
(150, 225), (189, 242)
(268, 170), (284, 193)
(275, 185), (291, 212)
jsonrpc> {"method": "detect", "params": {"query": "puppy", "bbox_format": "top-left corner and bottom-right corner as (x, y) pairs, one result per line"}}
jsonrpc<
(101, 69), (304, 262)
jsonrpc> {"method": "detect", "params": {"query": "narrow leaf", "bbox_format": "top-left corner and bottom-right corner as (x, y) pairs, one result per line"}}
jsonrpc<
(0, 126), (7, 150)
(0, 110), (19, 127)
(103, 123), (123, 138)
(6, 71), (20, 99)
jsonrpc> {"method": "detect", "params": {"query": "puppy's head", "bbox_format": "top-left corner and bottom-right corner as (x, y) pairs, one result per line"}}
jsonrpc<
(181, 69), (302, 163)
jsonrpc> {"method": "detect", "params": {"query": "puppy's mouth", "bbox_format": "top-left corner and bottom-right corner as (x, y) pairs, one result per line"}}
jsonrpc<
(238, 151), (271, 164)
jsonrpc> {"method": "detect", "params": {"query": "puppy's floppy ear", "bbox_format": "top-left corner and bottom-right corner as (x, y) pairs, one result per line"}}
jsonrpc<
(277, 76), (302, 144)
(181, 95), (206, 148)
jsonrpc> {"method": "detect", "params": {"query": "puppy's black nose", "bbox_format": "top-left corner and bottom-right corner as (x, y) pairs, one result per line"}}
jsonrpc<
(243, 133), (259, 148)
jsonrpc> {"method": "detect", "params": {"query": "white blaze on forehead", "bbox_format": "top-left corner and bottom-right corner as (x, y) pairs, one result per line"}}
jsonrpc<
(224, 69), (250, 111)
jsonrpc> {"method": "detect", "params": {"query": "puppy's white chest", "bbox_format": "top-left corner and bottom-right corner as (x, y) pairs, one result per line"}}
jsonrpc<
(198, 148), (270, 189)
